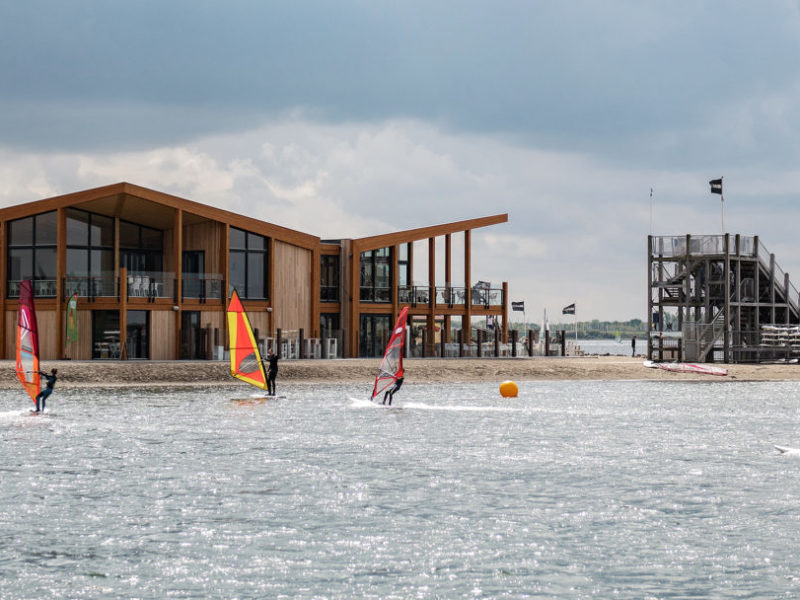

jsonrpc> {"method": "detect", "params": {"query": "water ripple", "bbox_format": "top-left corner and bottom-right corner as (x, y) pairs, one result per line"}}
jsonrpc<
(2, 380), (800, 597)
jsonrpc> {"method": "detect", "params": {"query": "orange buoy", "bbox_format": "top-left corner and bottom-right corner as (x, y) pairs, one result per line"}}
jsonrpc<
(499, 380), (518, 398)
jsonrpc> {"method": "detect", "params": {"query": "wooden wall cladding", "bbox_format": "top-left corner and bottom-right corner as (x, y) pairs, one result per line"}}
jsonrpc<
(183, 221), (223, 274)
(5, 310), (61, 360)
(150, 310), (175, 360)
(273, 241), (312, 333)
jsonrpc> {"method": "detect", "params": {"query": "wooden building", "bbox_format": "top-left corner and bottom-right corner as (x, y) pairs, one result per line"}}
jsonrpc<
(0, 182), (508, 360)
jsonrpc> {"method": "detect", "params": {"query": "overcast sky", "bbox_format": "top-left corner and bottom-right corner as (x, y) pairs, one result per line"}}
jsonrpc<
(3, 1), (800, 321)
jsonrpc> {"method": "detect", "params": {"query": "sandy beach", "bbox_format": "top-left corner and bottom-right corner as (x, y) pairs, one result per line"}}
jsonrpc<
(3, 356), (800, 389)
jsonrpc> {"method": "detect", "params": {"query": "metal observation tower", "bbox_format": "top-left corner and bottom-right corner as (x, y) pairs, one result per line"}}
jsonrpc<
(648, 234), (800, 363)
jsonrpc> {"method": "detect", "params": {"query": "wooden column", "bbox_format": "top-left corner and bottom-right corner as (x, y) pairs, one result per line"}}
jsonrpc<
(120, 266), (128, 360)
(0, 221), (6, 359)
(173, 208), (183, 360)
(464, 229), (472, 352)
(221, 223), (230, 307)
(444, 233), (451, 343)
(427, 236), (436, 356)
(391, 243), (399, 326)
(349, 242), (360, 357)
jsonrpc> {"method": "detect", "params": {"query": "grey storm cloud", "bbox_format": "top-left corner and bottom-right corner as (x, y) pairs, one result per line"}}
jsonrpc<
(3, 0), (800, 167)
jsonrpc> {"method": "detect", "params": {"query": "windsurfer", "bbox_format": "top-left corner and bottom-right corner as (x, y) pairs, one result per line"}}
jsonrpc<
(34, 368), (57, 412)
(382, 375), (403, 405)
(264, 348), (279, 396)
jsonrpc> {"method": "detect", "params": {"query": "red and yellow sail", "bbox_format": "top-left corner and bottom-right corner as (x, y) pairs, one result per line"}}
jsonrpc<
(226, 289), (269, 391)
(371, 307), (408, 400)
(15, 280), (40, 405)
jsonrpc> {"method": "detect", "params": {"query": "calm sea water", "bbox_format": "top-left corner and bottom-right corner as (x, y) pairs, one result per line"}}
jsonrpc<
(2, 379), (800, 599)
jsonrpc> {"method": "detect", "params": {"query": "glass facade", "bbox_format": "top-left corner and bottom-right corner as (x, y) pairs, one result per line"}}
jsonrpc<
(359, 314), (392, 358)
(92, 310), (120, 359)
(119, 219), (163, 274)
(359, 247), (391, 303)
(7, 211), (58, 297)
(65, 209), (116, 297)
(125, 310), (150, 359)
(320, 254), (339, 302)
(229, 227), (269, 299)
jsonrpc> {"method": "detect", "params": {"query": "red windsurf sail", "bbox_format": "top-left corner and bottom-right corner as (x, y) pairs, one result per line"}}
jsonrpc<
(371, 307), (409, 401)
(226, 289), (269, 391)
(15, 280), (40, 405)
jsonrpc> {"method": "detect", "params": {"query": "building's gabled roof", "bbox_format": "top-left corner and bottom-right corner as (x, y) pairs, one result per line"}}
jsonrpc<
(0, 182), (508, 253)
(0, 182), (320, 249)
(352, 213), (508, 253)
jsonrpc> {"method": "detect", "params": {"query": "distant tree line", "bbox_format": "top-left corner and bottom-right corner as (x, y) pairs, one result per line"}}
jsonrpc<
(508, 317), (661, 340)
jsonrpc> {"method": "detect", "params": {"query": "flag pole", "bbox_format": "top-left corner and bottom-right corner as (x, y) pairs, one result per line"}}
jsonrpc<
(649, 187), (653, 235)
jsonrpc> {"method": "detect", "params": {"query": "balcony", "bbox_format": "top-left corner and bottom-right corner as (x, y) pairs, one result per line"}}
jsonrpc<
(360, 286), (391, 303)
(397, 285), (505, 308)
(181, 274), (223, 302)
(321, 285), (340, 303)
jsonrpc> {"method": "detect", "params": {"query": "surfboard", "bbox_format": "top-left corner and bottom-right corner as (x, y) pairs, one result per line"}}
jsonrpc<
(231, 395), (286, 404)
(775, 445), (800, 455)
(349, 396), (401, 409)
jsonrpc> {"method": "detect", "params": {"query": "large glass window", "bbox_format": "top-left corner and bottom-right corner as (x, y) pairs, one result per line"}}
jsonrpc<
(7, 211), (58, 297)
(119, 220), (163, 274)
(66, 209), (113, 275)
(229, 227), (269, 299)
(359, 314), (392, 357)
(92, 310), (120, 359)
(360, 247), (391, 302)
(321, 254), (340, 302)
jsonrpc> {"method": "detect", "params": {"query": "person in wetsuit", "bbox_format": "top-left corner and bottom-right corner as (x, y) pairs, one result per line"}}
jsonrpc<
(382, 375), (403, 405)
(35, 368), (57, 412)
(264, 348), (279, 396)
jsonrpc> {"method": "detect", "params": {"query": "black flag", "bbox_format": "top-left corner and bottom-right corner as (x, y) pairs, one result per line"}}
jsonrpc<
(562, 303), (575, 315)
(709, 178), (723, 195)
(511, 301), (525, 312)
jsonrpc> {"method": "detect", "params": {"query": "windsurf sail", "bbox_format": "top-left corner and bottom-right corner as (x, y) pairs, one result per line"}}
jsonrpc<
(643, 360), (727, 376)
(371, 307), (409, 401)
(15, 280), (40, 405)
(226, 289), (269, 390)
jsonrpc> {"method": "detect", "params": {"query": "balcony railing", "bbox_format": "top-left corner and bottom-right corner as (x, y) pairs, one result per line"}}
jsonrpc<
(7, 279), (59, 298)
(321, 285), (340, 302)
(396, 285), (505, 307)
(360, 286), (391, 303)
(126, 272), (175, 299)
(181, 274), (223, 301)
(66, 276), (119, 298)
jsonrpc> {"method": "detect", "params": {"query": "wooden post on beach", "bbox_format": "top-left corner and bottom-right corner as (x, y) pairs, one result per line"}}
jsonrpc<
(511, 329), (517, 357)
(458, 329), (464, 357)
(528, 329), (535, 356)
(494, 326), (500, 356)
(477, 329), (483, 357)
(560, 330), (566, 356)
(276, 328), (282, 358)
(299, 328), (305, 359)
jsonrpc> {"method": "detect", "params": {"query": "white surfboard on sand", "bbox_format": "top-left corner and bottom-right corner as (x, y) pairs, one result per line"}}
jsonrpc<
(775, 445), (800, 456)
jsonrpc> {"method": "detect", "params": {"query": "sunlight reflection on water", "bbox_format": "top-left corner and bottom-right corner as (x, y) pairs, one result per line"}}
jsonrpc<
(2, 380), (800, 598)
